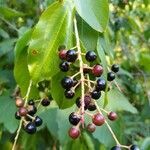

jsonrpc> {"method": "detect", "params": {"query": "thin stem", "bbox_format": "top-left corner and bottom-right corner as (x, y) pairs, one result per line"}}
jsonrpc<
(105, 121), (120, 146)
(71, 72), (80, 79)
(72, 81), (81, 91)
(84, 79), (95, 84)
(74, 17), (85, 128)
(85, 111), (93, 117)
(12, 80), (33, 150)
(70, 46), (77, 50)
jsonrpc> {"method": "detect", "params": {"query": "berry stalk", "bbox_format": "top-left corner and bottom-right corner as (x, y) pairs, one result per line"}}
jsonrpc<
(12, 80), (33, 150)
(74, 17), (85, 127)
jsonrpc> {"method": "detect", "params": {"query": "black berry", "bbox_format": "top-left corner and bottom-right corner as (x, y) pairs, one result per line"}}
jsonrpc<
(27, 105), (37, 116)
(25, 122), (36, 134)
(96, 78), (106, 91)
(69, 113), (80, 125)
(85, 51), (97, 62)
(15, 111), (21, 120)
(65, 90), (74, 99)
(111, 64), (119, 73)
(28, 99), (35, 105)
(107, 72), (115, 81)
(66, 50), (77, 62)
(34, 116), (43, 127)
(111, 146), (121, 150)
(130, 145), (140, 150)
(61, 77), (73, 90)
(91, 90), (101, 100)
(76, 95), (91, 110)
(88, 103), (96, 111)
(41, 98), (50, 106)
(59, 61), (70, 72)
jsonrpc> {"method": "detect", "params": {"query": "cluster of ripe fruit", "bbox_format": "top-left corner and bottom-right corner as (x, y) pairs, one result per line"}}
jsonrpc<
(15, 97), (50, 134)
(58, 46), (140, 150)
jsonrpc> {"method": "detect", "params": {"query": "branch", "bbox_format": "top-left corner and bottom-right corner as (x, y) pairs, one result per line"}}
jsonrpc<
(74, 17), (85, 127)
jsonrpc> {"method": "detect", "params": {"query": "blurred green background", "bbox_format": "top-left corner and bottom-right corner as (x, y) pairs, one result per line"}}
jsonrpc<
(0, 0), (150, 149)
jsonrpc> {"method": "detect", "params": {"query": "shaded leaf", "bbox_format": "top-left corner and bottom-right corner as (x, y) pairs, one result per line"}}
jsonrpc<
(74, 0), (109, 32)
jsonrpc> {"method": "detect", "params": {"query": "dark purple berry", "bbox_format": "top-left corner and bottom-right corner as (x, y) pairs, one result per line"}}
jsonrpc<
(28, 99), (35, 105)
(88, 103), (96, 111)
(91, 90), (101, 100)
(96, 78), (106, 91)
(41, 98), (50, 106)
(59, 61), (70, 72)
(65, 90), (74, 99)
(92, 65), (103, 77)
(25, 122), (36, 134)
(107, 72), (115, 81)
(85, 51), (97, 62)
(15, 111), (21, 120)
(27, 105), (37, 116)
(69, 113), (80, 125)
(66, 50), (77, 62)
(68, 127), (80, 139)
(61, 77), (73, 90)
(92, 113), (105, 126)
(108, 112), (118, 121)
(34, 116), (43, 127)
(87, 123), (96, 133)
(19, 107), (27, 116)
(111, 64), (119, 73)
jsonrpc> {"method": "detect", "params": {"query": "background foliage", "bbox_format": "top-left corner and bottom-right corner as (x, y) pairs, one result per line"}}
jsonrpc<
(0, 0), (149, 149)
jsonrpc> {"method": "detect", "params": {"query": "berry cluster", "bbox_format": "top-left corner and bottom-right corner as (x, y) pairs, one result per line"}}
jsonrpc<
(58, 45), (140, 150)
(58, 46), (119, 138)
(15, 96), (50, 134)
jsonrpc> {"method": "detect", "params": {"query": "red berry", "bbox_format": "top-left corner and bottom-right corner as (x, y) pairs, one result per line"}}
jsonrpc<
(68, 127), (80, 139)
(15, 97), (24, 107)
(108, 112), (118, 121)
(92, 113), (105, 126)
(19, 107), (27, 116)
(87, 123), (96, 133)
(92, 65), (103, 77)
(59, 49), (67, 60)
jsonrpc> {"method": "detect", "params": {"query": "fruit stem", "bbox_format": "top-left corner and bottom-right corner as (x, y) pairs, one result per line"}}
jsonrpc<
(85, 111), (93, 117)
(104, 120), (120, 146)
(26, 114), (35, 120)
(74, 17), (85, 128)
(71, 71), (80, 79)
(72, 81), (81, 91)
(84, 79), (95, 84)
(70, 46), (77, 50)
(12, 80), (33, 150)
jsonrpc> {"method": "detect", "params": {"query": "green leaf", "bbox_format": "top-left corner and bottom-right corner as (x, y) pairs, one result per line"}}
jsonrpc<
(0, 6), (24, 19)
(78, 18), (98, 50)
(14, 29), (39, 98)
(74, 0), (109, 32)
(51, 72), (80, 109)
(28, 1), (74, 83)
(100, 89), (138, 114)
(0, 91), (18, 133)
